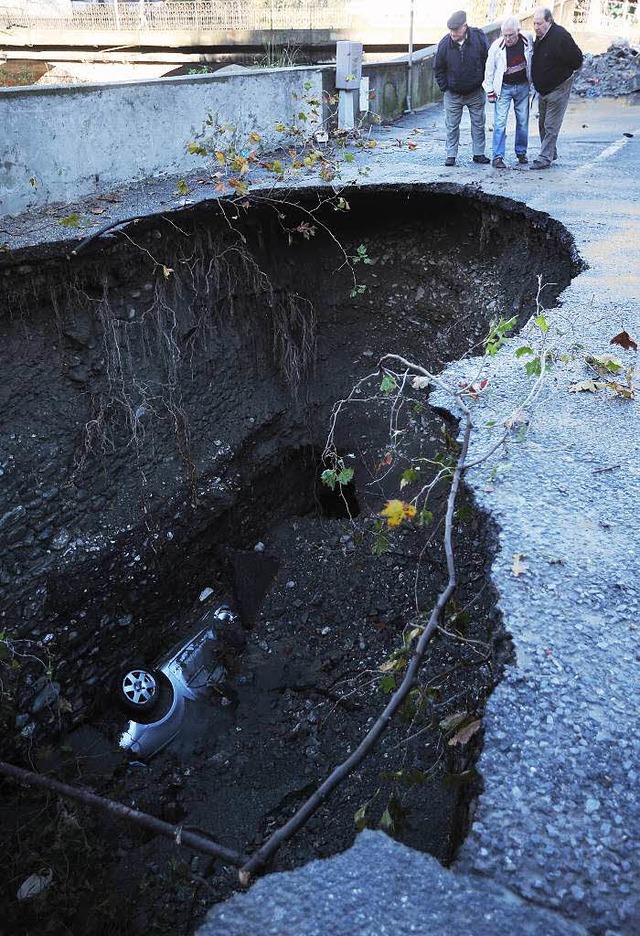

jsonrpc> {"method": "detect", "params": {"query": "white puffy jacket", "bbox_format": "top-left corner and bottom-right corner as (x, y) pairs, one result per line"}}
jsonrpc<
(483, 31), (534, 97)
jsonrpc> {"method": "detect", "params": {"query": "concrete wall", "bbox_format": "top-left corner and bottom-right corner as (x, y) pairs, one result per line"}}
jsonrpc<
(0, 67), (327, 217)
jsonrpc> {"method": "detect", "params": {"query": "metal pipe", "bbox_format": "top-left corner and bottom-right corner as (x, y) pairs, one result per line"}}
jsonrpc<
(406, 0), (414, 112)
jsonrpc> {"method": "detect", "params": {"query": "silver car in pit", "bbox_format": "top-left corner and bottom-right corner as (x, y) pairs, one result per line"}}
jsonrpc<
(115, 603), (236, 759)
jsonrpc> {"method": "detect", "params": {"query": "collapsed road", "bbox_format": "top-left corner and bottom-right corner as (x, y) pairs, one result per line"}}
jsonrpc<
(0, 91), (639, 936)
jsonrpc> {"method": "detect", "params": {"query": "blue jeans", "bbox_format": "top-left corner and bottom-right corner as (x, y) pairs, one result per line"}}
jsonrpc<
(492, 83), (530, 160)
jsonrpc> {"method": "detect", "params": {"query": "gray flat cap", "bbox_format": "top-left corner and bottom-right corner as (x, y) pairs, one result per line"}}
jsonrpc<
(447, 10), (467, 29)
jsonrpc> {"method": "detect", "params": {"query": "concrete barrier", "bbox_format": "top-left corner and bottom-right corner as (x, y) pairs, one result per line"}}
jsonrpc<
(0, 67), (329, 218)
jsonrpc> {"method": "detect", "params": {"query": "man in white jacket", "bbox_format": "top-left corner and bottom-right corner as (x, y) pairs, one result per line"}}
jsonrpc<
(483, 17), (534, 168)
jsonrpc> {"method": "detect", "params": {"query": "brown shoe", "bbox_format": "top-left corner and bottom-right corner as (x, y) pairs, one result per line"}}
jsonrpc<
(517, 154), (528, 164)
(492, 157), (507, 169)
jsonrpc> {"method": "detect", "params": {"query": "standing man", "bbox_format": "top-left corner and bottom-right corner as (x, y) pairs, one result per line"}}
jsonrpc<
(530, 7), (583, 169)
(484, 17), (533, 168)
(435, 10), (490, 167)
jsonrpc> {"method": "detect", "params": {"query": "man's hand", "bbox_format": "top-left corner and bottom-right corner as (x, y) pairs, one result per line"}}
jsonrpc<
(487, 91), (498, 103)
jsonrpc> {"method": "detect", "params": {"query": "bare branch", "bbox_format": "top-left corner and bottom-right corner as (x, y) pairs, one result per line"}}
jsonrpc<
(0, 759), (248, 867)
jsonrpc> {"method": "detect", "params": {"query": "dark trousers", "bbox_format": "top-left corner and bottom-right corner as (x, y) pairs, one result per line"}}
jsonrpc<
(537, 75), (573, 166)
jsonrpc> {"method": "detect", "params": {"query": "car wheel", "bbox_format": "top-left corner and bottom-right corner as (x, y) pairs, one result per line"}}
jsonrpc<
(115, 664), (166, 715)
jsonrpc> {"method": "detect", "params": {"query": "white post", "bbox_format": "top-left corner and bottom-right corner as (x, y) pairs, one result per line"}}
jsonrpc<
(336, 41), (363, 131)
(113, 0), (121, 30)
(406, 0), (414, 112)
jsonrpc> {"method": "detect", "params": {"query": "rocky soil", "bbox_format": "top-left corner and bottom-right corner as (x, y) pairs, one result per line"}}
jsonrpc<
(0, 186), (581, 935)
(573, 40), (640, 97)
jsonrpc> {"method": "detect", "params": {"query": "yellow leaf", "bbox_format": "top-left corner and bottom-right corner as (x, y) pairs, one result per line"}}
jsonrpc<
(248, 131), (261, 144)
(215, 151), (226, 164)
(162, 266), (174, 279)
(380, 499), (417, 528)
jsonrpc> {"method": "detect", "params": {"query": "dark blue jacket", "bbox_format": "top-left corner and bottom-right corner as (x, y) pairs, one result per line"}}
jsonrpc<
(435, 27), (489, 95)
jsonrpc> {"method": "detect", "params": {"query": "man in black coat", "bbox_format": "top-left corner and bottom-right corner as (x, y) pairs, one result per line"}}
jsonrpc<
(530, 6), (583, 169)
(435, 10), (490, 167)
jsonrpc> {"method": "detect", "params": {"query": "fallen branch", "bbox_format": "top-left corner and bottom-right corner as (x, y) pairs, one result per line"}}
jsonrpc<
(0, 759), (247, 866)
(239, 407), (472, 883)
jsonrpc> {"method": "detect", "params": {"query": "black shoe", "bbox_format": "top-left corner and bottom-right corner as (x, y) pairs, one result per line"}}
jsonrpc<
(444, 157), (456, 166)
(530, 160), (551, 170)
(473, 155), (490, 164)
(492, 157), (506, 169)
(517, 154), (528, 164)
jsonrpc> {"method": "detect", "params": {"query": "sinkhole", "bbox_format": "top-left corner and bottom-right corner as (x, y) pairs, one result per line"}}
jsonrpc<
(0, 184), (582, 934)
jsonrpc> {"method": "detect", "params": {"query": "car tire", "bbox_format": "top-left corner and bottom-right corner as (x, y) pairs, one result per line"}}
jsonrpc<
(114, 664), (171, 716)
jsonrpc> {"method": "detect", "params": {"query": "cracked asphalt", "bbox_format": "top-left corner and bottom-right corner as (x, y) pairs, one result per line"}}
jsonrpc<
(197, 97), (640, 935)
(5, 93), (639, 935)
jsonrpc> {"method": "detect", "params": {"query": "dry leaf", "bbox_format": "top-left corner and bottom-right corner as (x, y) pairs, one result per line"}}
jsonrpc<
(568, 379), (605, 393)
(439, 710), (468, 732)
(411, 375), (430, 390)
(90, 207), (106, 215)
(610, 330), (638, 352)
(504, 409), (528, 429)
(448, 719), (481, 746)
(511, 553), (528, 576)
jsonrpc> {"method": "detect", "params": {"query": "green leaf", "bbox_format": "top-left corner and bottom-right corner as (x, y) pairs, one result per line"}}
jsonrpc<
(320, 468), (337, 490)
(533, 314), (549, 334)
(525, 358), (542, 376)
(379, 807), (394, 832)
(58, 213), (81, 228)
(354, 805), (368, 831)
(586, 354), (623, 374)
(379, 674), (396, 693)
(187, 142), (208, 156)
(400, 467), (419, 488)
(343, 153), (355, 163)
(175, 179), (190, 196)
(336, 467), (354, 485)
(515, 345), (534, 358)
(380, 374), (396, 393)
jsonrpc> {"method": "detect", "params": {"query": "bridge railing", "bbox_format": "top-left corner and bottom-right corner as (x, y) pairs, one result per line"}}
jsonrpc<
(0, 0), (357, 31)
(0, 0), (534, 34)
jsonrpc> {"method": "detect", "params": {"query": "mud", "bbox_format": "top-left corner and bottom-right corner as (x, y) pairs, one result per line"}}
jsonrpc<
(0, 185), (581, 934)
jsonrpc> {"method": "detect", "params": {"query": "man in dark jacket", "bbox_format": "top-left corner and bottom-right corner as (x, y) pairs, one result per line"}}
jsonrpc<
(435, 10), (490, 167)
(530, 7), (583, 169)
